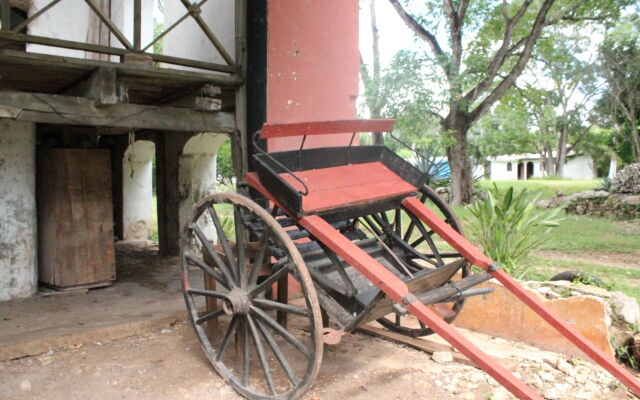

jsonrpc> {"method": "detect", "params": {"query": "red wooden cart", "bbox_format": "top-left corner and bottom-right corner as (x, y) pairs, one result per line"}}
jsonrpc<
(180, 119), (640, 400)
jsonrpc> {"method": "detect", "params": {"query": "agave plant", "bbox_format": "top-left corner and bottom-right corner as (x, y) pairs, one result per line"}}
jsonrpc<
(466, 184), (561, 276)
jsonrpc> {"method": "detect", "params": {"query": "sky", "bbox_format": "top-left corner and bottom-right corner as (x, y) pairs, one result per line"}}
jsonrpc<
(358, 0), (417, 69)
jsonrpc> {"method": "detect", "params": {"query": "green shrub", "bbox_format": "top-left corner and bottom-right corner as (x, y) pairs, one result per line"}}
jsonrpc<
(466, 184), (561, 276)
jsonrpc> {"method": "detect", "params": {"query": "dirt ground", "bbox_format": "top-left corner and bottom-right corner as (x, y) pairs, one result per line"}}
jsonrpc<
(1, 320), (636, 400)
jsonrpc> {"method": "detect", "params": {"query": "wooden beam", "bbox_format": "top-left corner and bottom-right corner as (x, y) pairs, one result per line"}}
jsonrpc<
(358, 325), (519, 370)
(63, 67), (119, 105)
(84, 0), (133, 50)
(234, 0), (248, 181)
(0, 32), (239, 74)
(0, 48), (242, 86)
(0, 0), (10, 30)
(0, 90), (236, 133)
(134, 0), (142, 50)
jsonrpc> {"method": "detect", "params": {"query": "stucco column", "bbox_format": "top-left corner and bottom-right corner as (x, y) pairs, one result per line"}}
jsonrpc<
(0, 119), (37, 301)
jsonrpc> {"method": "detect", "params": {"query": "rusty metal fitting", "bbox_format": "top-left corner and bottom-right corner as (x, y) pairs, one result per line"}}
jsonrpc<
(222, 288), (251, 315)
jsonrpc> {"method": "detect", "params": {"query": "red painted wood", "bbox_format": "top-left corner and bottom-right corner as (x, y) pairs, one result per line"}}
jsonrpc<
(405, 301), (543, 400)
(280, 162), (416, 213)
(298, 215), (408, 302)
(260, 119), (395, 139)
(403, 195), (640, 396)
(298, 214), (542, 400)
(402, 197), (492, 269)
(491, 269), (640, 397)
(244, 174), (548, 399)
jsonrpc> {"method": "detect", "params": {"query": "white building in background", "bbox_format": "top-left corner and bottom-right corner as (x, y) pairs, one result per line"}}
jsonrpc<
(488, 153), (597, 180)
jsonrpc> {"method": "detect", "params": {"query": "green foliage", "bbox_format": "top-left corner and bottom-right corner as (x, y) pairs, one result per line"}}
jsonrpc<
(216, 140), (234, 186)
(153, 23), (164, 55)
(466, 184), (561, 274)
(597, 14), (640, 162)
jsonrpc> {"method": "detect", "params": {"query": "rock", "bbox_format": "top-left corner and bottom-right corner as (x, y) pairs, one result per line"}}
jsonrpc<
(542, 388), (562, 399)
(461, 393), (476, 400)
(555, 360), (574, 375)
(539, 371), (555, 382)
(611, 163), (640, 194)
(432, 351), (453, 364)
(490, 387), (512, 400)
(610, 291), (640, 325)
(20, 379), (31, 391)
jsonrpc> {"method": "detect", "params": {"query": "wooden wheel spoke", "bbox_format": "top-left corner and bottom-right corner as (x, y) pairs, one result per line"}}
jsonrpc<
(250, 306), (310, 357)
(409, 213), (444, 266)
(187, 288), (227, 298)
(196, 309), (225, 325)
(253, 298), (310, 317)
(249, 263), (289, 297)
(185, 252), (229, 289)
(247, 316), (276, 395)
(181, 192), (322, 399)
(241, 319), (250, 386)
(191, 223), (237, 286)
(207, 205), (237, 277)
(394, 209), (402, 235)
(234, 205), (247, 287)
(216, 315), (239, 362)
(255, 315), (300, 386)
(248, 227), (271, 287)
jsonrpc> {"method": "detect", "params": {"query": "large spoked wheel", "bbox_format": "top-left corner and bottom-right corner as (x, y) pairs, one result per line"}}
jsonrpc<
(180, 192), (323, 400)
(364, 184), (470, 338)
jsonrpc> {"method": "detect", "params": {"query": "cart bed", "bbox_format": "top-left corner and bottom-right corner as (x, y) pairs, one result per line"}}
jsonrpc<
(279, 161), (416, 214)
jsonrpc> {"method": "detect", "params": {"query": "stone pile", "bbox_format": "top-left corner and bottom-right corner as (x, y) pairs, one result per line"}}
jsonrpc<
(611, 163), (640, 194)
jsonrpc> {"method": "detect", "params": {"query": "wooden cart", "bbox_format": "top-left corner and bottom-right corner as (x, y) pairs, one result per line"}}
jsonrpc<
(180, 119), (640, 400)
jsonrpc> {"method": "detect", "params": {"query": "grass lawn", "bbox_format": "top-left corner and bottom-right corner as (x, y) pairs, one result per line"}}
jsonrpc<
(524, 257), (640, 303)
(478, 179), (602, 200)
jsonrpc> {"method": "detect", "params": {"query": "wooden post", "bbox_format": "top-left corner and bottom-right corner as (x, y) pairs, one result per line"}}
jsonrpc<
(276, 275), (289, 329)
(134, 0), (142, 50)
(156, 132), (192, 256)
(1, 0), (10, 30)
(234, 0), (249, 181)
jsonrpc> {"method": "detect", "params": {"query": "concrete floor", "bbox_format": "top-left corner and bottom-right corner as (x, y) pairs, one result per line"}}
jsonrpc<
(0, 241), (192, 361)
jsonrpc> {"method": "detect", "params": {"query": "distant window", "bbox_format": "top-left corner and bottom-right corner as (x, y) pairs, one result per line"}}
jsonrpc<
(506, 162), (512, 172)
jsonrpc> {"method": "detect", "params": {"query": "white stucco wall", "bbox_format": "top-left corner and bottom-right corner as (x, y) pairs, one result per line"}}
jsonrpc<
(27, 0), (154, 59)
(179, 133), (228, 237)
(162, 1), (235, 68)
(0, 120), (37, 301)
(490, 154), (596, 180)
(27, 0), (93, 58)
(490, 160), (518, 181)
(123, 141), (155, 240)
(564, 155), (597, 180)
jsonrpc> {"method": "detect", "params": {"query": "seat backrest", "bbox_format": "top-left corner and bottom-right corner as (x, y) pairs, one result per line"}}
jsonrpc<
(259, 119), (395, 139)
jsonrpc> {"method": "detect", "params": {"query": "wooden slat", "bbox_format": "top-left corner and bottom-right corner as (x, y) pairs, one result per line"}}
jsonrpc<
(260, 119), (395, 139)
(0, 90), (236, 132)
(279, 162), (416, 213)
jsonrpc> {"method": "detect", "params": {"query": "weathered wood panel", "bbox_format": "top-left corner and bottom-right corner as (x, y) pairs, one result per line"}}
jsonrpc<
(0, 90), (236, 133)
(37, 148), (116, 288)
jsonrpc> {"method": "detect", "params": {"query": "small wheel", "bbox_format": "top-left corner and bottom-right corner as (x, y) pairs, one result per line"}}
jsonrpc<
(181, 192), (323, 400)
(367, 184), (470, 337)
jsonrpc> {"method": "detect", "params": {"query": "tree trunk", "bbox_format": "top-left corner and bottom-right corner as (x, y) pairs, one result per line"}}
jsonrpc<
(444, 118), (474, 205)
(631, 123), (640, 163)
(555, 125), (567, 178)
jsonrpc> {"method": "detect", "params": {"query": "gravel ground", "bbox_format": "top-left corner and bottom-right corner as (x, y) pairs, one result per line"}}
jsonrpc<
(0, 321), (637, 400)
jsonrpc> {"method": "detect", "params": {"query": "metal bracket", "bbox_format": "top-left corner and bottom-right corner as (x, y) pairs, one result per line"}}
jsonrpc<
(489, 262), (501, 272)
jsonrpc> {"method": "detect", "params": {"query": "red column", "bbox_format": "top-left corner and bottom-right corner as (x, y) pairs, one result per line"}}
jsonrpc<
(266, 0), (359, 151)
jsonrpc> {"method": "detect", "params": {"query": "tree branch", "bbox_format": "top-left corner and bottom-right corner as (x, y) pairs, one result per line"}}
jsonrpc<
(469, 0), (557, 123)
(463, 0), (534, 105)
(388, 0), (449, 76)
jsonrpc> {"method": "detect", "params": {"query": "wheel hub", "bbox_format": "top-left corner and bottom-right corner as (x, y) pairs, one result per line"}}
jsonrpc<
(222, 288), (251, 315)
